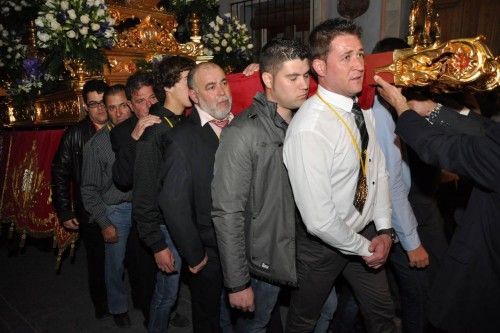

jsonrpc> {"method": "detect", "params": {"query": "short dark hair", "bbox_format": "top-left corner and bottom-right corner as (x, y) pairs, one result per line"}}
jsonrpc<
(103, 84), (126, 105)
(259, 38), (310, 75)
(82, 79), (108, 104)
(372, 37), (409, 54)
(309, 18), (362, 61)
(153, 56), (196, 103)
(125, 71), (155, 100)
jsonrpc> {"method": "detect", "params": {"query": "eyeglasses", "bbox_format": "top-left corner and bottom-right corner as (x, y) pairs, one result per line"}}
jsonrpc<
(107, 103), (130, 112)
(87, 101), (105, 109)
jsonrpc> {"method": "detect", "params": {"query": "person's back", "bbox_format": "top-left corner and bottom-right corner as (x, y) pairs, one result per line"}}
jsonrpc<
(375, 73), (500, 332)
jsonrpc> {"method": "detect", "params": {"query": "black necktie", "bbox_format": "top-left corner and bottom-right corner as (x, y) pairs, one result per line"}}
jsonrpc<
(351, 101), (369, 213)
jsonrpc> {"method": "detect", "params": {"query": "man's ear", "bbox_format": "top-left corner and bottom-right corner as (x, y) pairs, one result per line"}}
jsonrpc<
(261, 72), (273, 89)
(312, 59), (326, 77)
(188, 89), (199, 104)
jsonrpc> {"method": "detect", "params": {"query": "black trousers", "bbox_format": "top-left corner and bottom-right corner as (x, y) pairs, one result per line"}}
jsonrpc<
(286, 223), (396, 333)
(188, 247), (224, 333)
(125, 223), (157, 322)
(79, 221), (107, 315)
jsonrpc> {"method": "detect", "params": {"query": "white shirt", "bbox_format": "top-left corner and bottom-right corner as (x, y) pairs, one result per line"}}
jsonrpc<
(283, 85), (391, 257)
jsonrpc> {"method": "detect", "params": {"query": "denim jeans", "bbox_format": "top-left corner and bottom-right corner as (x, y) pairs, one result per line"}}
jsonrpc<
(148, 225), (182, 333)
(226, 277), (280, 333)
(104, 202), (133, 315)
(314, 286), (338, 333)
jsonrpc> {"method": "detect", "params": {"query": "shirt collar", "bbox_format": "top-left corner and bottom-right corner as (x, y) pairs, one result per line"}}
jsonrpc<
(317, 85), (356, 113)
(196, 106), (234, 127)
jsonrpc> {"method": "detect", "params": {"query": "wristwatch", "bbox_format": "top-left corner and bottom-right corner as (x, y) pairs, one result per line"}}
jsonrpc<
(377, 228), (396, 242)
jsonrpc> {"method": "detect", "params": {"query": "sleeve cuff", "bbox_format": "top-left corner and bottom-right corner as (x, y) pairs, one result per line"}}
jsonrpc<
(96, 217), (112, 230)
(398, 231), (421, 252)
(374, 217), (392, 232)
(226, 281), (251, 294)
(150, 240), (168, 253)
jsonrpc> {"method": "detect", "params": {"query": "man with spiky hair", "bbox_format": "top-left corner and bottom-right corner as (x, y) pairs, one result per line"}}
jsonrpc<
(212, 38), (310, 331)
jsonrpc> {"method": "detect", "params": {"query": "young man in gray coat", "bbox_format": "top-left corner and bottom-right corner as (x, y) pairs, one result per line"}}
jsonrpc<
(212, 38), (310, 331)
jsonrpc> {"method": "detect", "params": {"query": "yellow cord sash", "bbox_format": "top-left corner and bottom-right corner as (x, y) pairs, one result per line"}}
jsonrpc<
(316, 92), (367, 176)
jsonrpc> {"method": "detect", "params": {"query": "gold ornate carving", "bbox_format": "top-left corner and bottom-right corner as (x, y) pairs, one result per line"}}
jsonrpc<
(376, 36), (500, 92)
(115, 15), (180, 53)
(103, 2), (211, 84)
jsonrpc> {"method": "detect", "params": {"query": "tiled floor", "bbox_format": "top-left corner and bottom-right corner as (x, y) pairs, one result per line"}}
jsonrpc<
(0, 235), (192, 333)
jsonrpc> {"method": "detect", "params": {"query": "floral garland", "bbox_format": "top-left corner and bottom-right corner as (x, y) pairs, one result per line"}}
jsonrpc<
(0, 0), (31, 14)
(35, 0), (117, 72)
(202, 14), (254, 72)
(0, 0), (51, 103)
(0, 26), (26, 72)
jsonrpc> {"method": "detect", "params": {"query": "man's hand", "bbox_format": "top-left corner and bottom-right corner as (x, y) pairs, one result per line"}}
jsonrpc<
(154, 248), (176, 273)
(189, 253), (208, 274)
(229, 287), (255, 312)
(101, 225), (118, 243)
(407, 99), (438, 117)
(407, 244), (430, 268)
(131, 115), (161, 140)
(374, 75), (409, 116)
(362, 234), (392, 269)
(242, 63), (259, 76)
(62, 218), (79, 230)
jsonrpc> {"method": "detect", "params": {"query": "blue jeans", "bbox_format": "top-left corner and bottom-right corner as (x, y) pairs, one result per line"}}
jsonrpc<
(314, 286), (338, 333)
(222, 277), (280, 333)
(104, 202), (133, 314)
(148, 225), (181, 333)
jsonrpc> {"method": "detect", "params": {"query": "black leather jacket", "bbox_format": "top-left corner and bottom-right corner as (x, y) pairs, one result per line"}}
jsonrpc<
(51, 116), (96, 223)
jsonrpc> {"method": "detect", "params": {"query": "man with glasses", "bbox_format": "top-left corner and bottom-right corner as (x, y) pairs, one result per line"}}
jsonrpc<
(51, 79), (109, 319)
(81, 84), (135, 328)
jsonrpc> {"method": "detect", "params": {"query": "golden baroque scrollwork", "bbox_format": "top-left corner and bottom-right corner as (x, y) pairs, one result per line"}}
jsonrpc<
(376, 36), (499, 92)
(115, 15), (180, 53)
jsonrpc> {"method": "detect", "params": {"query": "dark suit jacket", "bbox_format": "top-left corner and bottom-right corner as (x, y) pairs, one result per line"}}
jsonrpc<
(157, 107), (220, 267)
(110, 115), (138, 191)
(396, 110), (500, 332)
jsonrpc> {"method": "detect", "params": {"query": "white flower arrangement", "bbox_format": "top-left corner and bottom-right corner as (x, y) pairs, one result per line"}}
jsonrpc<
(0, 0), (30, 14)
(202, 13), (253, 70)
(35, 0), (116, 69)
(0, 26), (26, 69)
